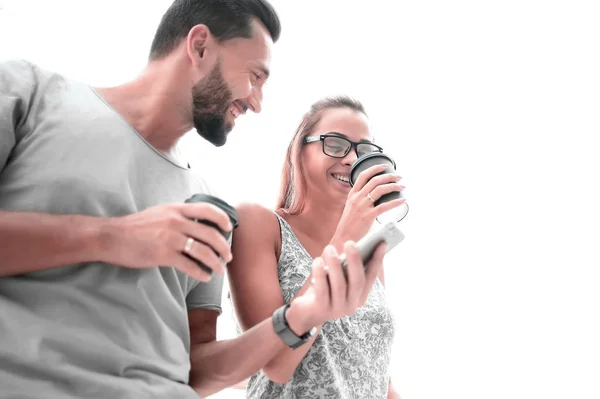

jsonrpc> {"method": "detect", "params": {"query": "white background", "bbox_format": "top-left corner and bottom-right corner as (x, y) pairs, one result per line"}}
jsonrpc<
(1, 1), (600, 398)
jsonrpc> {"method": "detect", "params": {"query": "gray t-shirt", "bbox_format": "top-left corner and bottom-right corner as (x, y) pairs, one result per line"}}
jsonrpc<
(0, 59), (225, 398)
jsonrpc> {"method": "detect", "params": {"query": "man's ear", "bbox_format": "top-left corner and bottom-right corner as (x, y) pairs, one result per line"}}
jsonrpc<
(187, 24), (213, 68)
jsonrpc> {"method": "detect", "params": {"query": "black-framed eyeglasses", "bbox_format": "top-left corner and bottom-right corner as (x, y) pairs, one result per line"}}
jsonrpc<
(304, 134), (383, 159)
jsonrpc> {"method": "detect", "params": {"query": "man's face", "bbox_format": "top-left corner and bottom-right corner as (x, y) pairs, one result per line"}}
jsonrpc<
(192, 19), (273, 147)
(191, 60), (233, 146)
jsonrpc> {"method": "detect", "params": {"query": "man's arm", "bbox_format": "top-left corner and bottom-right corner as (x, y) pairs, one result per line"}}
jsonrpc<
(0, 212), (110, 277)
(0, 202), (235, 282)
(187, 307), (308, 398)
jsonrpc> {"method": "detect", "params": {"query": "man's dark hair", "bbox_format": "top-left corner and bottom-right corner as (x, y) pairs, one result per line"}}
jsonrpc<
(149, 0), (281, 60)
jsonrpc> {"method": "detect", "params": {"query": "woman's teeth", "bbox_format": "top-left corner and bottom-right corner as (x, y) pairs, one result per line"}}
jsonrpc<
(332, 174), (350, 183)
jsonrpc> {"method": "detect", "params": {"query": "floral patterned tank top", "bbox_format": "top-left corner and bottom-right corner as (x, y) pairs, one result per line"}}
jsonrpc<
(244, 214), (396, 399)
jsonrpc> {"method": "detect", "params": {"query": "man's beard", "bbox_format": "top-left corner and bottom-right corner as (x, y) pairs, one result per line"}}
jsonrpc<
(191, 61), (234, 147)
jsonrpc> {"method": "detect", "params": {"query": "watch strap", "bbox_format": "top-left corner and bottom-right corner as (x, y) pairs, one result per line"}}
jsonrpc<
(272, 303), (316, 349)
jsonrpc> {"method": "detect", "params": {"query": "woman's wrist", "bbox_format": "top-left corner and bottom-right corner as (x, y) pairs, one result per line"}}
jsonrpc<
(286, 300), (320, 334)
(328, 235), (347, 253)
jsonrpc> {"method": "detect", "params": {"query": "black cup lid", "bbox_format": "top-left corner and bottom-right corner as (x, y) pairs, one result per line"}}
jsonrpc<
(349, 153), (397, 186)
(185, 193), (239, 228)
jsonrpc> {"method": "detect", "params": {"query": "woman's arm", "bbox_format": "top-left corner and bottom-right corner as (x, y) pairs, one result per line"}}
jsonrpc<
(226, 203), (322, 384)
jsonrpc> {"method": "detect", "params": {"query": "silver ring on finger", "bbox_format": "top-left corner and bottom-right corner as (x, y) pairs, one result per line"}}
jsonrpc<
(367, 192), (376, 203)
(183, 237), (195, 254)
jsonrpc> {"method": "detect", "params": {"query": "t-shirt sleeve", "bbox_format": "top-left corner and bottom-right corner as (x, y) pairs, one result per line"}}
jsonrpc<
(186, 272), (225, 314)
(185, 234), (231, 314)
(0, 59), (37, 173)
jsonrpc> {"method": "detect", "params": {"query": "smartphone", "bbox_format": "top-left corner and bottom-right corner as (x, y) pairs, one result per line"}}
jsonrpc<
(339, 222), (405, 277)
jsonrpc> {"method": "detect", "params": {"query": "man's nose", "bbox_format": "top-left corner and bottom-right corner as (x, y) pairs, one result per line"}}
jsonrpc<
(245, 86), (263, 114)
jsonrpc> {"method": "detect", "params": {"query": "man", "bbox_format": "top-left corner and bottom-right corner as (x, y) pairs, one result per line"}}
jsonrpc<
(0, 1), (388, 398)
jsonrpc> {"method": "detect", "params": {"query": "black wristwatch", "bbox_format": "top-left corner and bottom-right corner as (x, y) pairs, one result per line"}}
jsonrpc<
(272, 303), (317, 349)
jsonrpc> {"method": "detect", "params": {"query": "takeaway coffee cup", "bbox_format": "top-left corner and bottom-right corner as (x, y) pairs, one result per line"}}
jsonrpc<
(184, 193), (239, 274)
(350, 153), (402, 206)
(349, 153), (408, 223)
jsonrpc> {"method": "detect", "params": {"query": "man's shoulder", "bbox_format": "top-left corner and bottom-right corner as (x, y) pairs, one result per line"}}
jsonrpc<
(0, 58), (57, 81)
(0, 58), (35, 72)
(0, 58), (75, 97)
(0, 59), (38, 91)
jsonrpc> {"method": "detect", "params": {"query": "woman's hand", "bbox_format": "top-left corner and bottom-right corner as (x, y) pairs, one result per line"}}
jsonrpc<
(287, 241), (387, 331)
(332, 164), (405, 244)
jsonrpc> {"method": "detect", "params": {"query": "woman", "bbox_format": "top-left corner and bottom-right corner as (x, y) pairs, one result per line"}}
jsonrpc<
(227, 96), (405, 398)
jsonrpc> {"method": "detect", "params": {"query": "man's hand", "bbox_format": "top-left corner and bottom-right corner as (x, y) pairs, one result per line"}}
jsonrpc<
(101, 202), (233, 281)
(286, 241), (387, 333)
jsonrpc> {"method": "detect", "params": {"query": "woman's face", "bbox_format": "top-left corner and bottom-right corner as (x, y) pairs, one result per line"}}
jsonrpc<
(301, 107), (374, 203)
